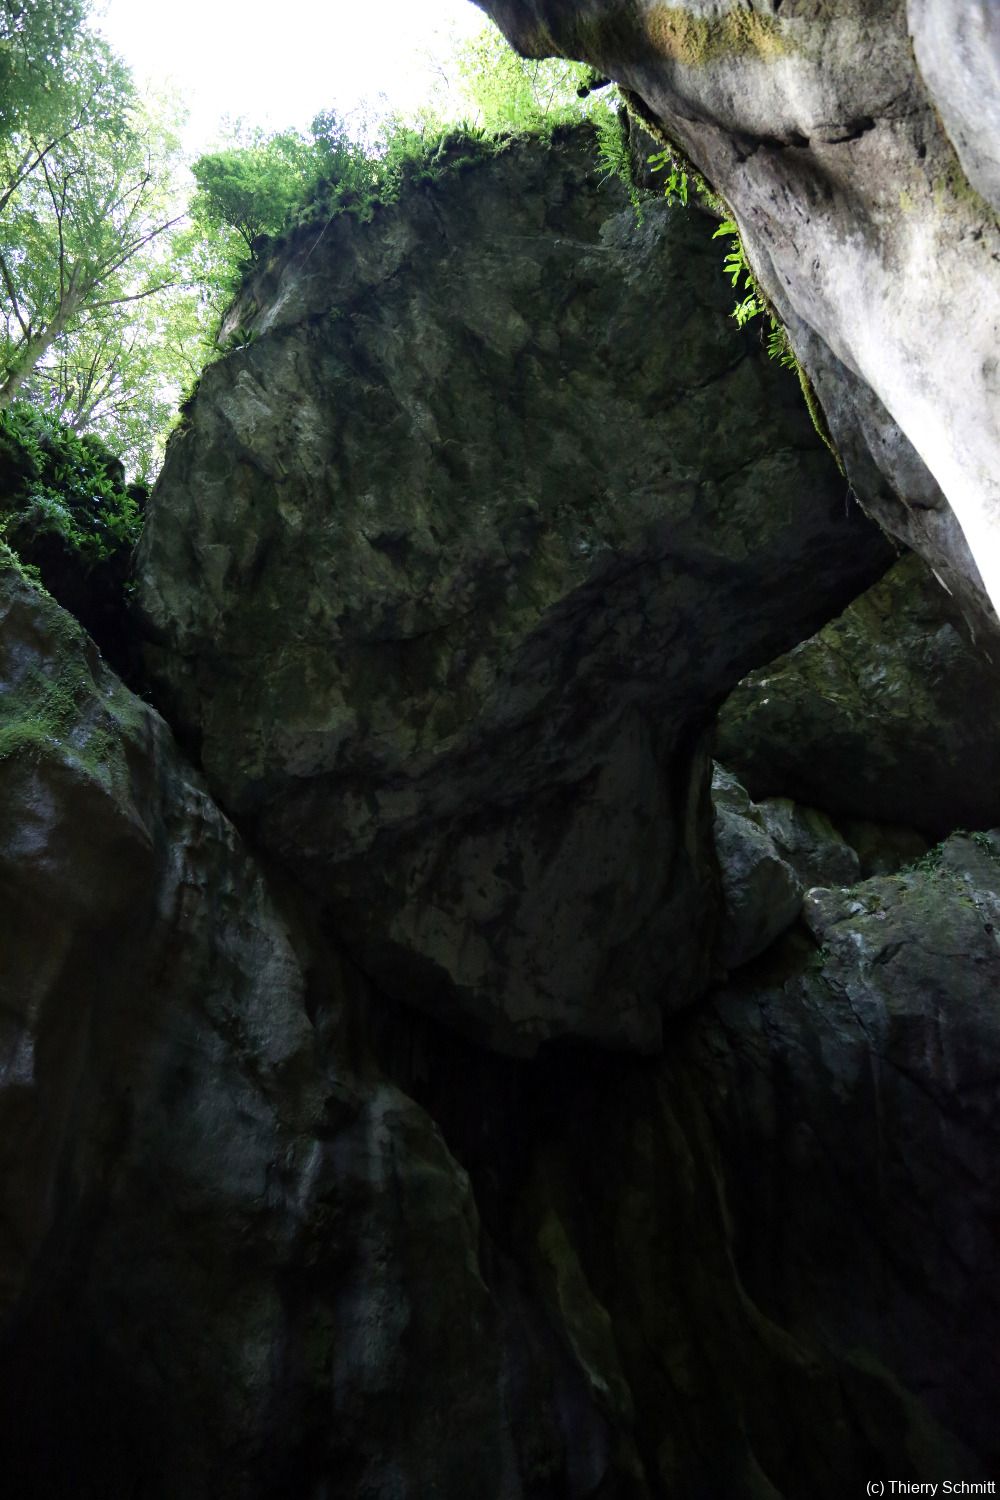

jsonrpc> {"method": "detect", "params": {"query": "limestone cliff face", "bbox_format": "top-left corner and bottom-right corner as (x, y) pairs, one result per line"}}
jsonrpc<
(476, 0), (1000, 647)
(136, 128), (888, 1056)
(0, 560), (613, 1499)
(4, 125), (1000, 1500)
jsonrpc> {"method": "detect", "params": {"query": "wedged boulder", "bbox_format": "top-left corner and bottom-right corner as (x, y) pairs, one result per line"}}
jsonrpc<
(0, 562), (608, 1500)
(505, 835), (1000, 1497)
(475, 0), (1000, 644)
(717, 553), (1000, 835)
(137, 127), (890, 1056)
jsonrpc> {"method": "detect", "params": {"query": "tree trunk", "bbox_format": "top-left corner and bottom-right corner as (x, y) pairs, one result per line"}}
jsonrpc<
(0, 310), (74, 409)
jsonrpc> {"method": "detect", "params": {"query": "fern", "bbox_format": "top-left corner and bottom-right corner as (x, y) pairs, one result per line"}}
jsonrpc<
(648, 148), (688, 207)
(594, 108), (645, 221)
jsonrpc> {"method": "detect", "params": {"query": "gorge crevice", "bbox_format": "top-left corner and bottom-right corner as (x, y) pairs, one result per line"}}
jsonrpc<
(1, 114), (998, 1499)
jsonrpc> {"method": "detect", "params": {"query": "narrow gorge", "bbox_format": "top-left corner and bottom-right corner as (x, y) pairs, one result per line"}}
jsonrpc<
(1, 9), (999, 1497)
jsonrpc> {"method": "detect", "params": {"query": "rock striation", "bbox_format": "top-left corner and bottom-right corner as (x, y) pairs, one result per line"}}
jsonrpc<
(475, 0), (1000, 647)
(136, 128), (889, 1056)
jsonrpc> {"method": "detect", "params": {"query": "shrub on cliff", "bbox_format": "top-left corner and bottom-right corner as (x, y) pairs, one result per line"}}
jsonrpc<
(0, 402), (143, 667)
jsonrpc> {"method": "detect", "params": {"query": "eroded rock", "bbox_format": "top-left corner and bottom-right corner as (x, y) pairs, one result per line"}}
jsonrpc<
(137, 128), (890, 1055)
(712, 764), (859, 969)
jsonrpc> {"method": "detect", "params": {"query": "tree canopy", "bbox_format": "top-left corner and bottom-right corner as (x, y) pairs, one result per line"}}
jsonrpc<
(0, 5), (615, 482)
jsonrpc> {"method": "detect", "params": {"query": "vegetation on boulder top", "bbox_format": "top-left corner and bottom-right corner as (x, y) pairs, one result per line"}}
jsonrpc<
(0, 401), (143, 670)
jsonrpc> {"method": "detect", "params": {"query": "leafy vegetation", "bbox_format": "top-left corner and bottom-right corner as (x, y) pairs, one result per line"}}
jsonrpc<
(0, 402), (140, 563)
(712, 218), (796, 366)
(0, 399), (144, 666)
(0, 0), (213, 480)
(0, 0), (622, 651)
(647, 147), (690, 208)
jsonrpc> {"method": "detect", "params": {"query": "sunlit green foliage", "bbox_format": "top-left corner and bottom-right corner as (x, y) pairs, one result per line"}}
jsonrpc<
(0, 0), (200, 476)
(712, 218), (796, 364)
(191, 126), (317, 255)
(437, 24), (597, 134)
(1, 10), (621, 485)
(647, 147), (689, 208)
(0, 401), (141, 563)
(0, 0), (87, 137)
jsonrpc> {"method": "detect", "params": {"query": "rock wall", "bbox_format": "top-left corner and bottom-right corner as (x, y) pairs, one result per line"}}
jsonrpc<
(3, 125), (1000, 1499)
(475, 0), (1000, 648)
(0, 560), (612, 1498)
(5, 556), (999, 1496)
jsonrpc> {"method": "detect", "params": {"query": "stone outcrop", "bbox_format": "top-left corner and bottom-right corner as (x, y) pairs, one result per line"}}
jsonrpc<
(518, 830), (1000, 1498)
(475, 0), (1000, 647)
(4, 559), (999, 1497)
(717, 553), (1000, 835)
(712, 763), (858, 969)
(0, 564), (581, 1498)
(4, 123), (999, 1500)
(136, 128), (889, 1056)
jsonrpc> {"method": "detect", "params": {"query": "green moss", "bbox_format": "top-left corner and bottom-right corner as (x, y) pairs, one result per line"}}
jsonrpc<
(796, 362), (844, 473)
(0, 575), (138, 790)
(643, 5), (788, 66)
(931, 160), (997, 222)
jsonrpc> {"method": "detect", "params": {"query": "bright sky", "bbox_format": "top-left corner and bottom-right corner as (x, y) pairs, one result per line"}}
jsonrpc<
(96, 0), (488, 152)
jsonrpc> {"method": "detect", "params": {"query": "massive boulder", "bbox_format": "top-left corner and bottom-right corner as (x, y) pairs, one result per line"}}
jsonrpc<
(136, 128), (889, 1056)
(4, 560), (998, 1496)
(717, 552), (1000, 835)
(474, 0), (1000, 647)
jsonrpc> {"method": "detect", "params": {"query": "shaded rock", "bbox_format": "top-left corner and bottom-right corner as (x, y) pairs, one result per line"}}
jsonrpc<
(716, 553), (1000, 835)
(3, 560), (999, 1499)
(137, 127), (890, 1056)
(475, 0), (1000, 641)
(755, 794), (859, 890)
(712, 764), (803, 969)
(0, 563), (610, 1500)
(838, 817), (930, 878)
(505, 848), (1000, 1497)
(712, 765), (859, 969)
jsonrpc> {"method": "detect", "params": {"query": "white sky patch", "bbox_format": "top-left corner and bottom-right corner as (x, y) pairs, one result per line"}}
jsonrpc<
(96, 0), (488, 152)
